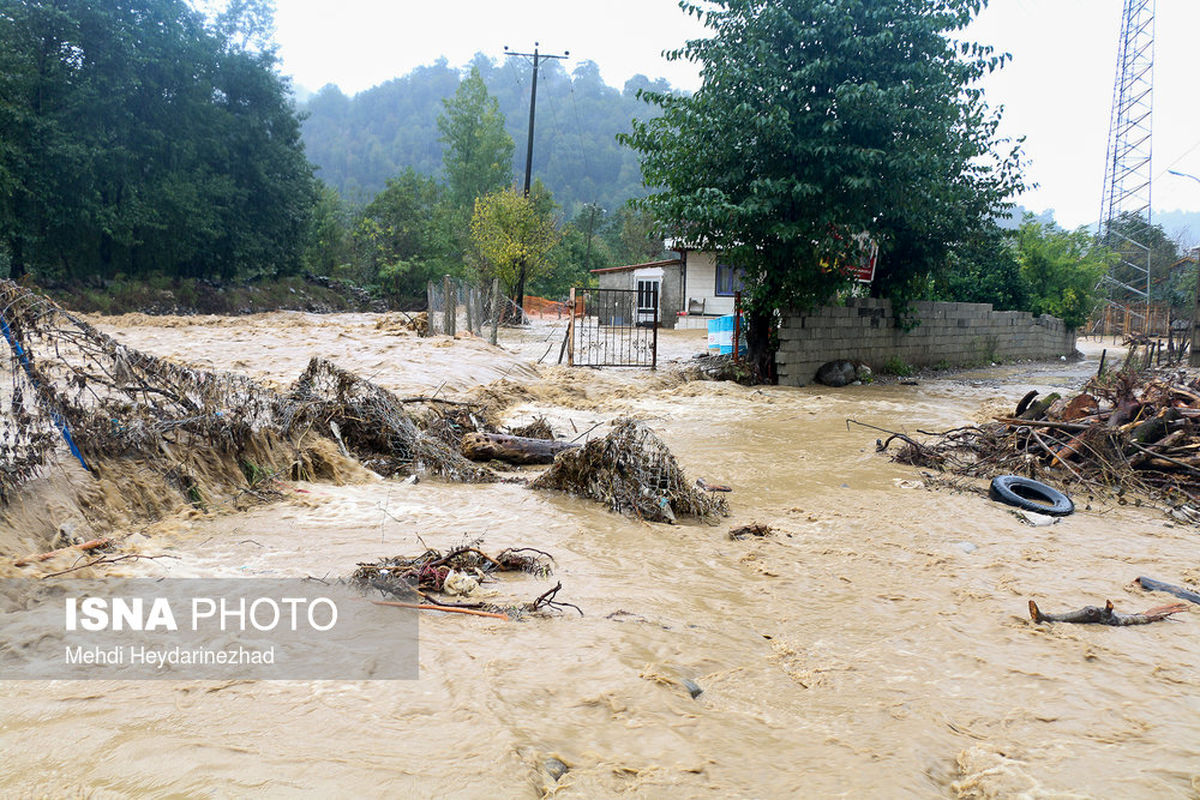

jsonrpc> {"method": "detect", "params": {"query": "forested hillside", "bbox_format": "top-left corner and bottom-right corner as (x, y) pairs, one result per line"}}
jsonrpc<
(300, 55), (676, 215)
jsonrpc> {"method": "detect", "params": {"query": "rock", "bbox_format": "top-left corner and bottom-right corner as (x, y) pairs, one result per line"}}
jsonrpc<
(544, 757), (570, 781)
(956, 541), (978, 554)
(854, 363), (873, 383)
(815, 359), (857, 387)
(680, 678), (703, 698)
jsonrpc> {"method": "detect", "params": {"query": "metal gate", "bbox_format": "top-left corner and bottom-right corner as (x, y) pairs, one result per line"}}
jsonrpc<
(566, 287), (658, 368)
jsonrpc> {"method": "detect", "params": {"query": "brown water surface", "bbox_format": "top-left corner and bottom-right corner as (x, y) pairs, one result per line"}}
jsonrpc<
(1, 317), (1196, 798)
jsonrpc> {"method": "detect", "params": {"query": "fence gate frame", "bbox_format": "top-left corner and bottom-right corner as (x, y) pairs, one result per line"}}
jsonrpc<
(566, 286), (658, 369)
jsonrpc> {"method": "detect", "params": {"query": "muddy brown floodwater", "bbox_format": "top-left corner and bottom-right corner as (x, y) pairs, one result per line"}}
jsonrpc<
(2, 314), (1198, 798)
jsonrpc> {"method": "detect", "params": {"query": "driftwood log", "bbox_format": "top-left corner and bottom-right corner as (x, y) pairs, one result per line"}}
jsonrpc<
(460, 432), (579, 465)
(1136, 576), (1200, 605)
(1028, 598), (1188, 626)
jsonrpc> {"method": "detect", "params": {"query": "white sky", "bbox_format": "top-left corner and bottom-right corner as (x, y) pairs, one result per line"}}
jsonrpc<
(273, 0), (1200, 230)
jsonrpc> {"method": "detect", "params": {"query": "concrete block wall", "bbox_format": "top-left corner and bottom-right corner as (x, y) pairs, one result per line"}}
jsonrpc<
(776, 298), (1075, 386)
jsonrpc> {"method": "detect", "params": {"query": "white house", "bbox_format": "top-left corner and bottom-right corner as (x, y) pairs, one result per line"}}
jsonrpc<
(591, 247), (745, 330)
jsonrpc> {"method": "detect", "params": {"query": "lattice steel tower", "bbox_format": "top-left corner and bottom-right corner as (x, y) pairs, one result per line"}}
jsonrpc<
(1099, 0), (1156, 333)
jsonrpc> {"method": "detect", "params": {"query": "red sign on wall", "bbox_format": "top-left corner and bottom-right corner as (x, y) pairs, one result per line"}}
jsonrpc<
(848, 236), (879, 284)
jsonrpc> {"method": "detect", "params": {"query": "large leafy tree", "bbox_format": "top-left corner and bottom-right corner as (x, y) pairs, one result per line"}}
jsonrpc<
(1017, 217), (1111, 330)
(622, 0), (1024, 376)
(469, 185), (561, 297)
(353, 168), (453, 299)
(437, 66), (514, 210)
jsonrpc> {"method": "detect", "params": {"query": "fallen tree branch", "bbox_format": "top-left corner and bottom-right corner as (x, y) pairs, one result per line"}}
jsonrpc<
(14, 537), (114, 567)
(1127, 441), (1200, 477)
(1028, 598), (1188, 625)
(994, 417), (1092, 432)
(371, 599), (509, 620)
(40, 553), (176, 578)
(1135, 576), (1200, 605)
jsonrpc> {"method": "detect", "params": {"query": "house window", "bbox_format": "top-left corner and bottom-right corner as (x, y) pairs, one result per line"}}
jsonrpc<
(715, 263), (744, 296)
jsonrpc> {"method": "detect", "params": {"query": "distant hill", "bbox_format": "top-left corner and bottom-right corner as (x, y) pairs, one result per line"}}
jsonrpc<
(997, 206), (1199, 249)
(1151, 209), (1200, 249)
(298, 55), (679, 216)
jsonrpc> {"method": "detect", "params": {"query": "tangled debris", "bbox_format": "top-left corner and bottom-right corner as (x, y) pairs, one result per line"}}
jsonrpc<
(0, 282), (495, 530)
(870, 367), (1200, 521)
(531, 418), (728, 523)
(351, 543), (580, 617)
(506, 415), (556, 440)
(286, 358), (494, 482)
(729, 522), (773, 540)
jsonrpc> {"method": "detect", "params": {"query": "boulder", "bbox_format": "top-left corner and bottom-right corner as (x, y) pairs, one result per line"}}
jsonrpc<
(815, 359), (856, 387)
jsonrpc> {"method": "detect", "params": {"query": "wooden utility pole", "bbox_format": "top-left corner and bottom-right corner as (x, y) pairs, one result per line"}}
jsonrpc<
(504, 42), (568, 318)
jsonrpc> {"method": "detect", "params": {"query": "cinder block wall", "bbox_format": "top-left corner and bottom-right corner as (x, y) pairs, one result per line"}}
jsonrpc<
(776, 298), (1075, 386)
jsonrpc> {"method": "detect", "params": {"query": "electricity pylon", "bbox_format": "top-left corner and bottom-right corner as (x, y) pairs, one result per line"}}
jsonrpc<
(1098, 0), (1156, 336)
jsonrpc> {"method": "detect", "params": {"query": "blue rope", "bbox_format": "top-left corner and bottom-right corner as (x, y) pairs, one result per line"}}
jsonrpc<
(0, 315), (89, 472)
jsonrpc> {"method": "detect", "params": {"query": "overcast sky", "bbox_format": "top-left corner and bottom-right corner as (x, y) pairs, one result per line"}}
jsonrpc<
(273, 0), (1200, 230)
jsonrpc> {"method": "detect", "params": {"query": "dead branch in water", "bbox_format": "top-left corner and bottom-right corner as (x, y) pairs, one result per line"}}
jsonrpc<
(1135, 576), (1200, 605)
(371, 600), (510, 620)
(40, 553), (177, 578)
(1028, 598), (1188, 625)
(13, 537), (114, 567)
(352, 542), (577, 618)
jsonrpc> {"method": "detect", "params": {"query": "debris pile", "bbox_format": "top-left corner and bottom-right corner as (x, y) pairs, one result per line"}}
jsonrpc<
(0, 281), (294, 508)
(506, 415), (556, 440)
(352, 543), (580, 617)
(531, 418), (728, 523)
(0, 282), (494, 531)
(875, 368), (1200, 519)
(729, 522), (773, 540)
(286, 358), (494, 482)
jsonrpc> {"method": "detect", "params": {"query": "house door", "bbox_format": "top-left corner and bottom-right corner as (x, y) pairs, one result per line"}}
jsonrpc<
(636, 278), (660, 326)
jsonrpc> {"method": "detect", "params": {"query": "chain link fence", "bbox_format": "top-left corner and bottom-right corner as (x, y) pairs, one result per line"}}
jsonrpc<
(425, 276), (530, 342)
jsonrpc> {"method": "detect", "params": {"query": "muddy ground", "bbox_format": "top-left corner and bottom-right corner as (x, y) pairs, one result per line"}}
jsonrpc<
(1, 314), (1197, 799)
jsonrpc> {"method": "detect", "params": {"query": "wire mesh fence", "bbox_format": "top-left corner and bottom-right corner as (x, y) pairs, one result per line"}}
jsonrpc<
(425, 276), (528, 342)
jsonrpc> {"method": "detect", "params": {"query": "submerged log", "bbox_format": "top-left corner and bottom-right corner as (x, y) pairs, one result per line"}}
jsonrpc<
(1135, 576), (1200, 605)
(460, 432), (579, 465)
(1028, 598), (1188, 626)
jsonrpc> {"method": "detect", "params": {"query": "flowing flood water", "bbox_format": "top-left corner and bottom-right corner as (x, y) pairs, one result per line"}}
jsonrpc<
(1, 314), (1198, 798)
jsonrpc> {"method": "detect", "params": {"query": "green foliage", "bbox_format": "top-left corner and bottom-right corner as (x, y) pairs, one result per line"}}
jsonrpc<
(880, 356), (914, 377)
(610, 207), (666, 265)
(438, 67), (514, 210)
(300, 55), (678, 214)
(469, 186), (561, 296)
(0, 0), (315, 281)
(1100, 212), (1184, 308)
(353, 169), (454, 299)
(620, 0), (1024, 333)
(1016, 216), (1111, 329)
(930, 221), (1028, 310)
(302, 182), (353, 275)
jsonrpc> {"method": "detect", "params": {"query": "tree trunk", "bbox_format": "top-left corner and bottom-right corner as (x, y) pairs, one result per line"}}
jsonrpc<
(8, 237), (25, 280)
(745, 307), (774, 384)
(461, 432), (578, 465)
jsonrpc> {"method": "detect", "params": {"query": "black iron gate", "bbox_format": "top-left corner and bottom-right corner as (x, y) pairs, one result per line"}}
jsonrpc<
(566, 287), (658, 368)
